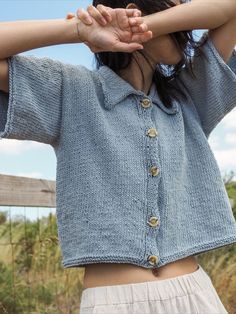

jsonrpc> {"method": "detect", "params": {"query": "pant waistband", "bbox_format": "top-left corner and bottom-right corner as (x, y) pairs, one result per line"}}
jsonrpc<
(80, 264), (213, 307)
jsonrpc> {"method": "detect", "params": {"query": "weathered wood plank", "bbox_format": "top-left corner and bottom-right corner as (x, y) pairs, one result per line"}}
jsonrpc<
(0, 174), (56, 207)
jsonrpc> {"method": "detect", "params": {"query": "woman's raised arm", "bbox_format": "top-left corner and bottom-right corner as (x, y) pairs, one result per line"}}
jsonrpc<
(0, 18), (81, 93)
(143, 0), (236, 62)
(0, 18), (82, 60)
(143, 0), (236, 38)
(0, 8), (151, 61)
(0, 10), (152, 94)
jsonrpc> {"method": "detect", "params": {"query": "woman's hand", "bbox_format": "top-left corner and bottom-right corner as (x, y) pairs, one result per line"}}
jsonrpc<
(66, 5), (142, 27)
(66, 5), (152, 53)
(66, 5), (112, 26)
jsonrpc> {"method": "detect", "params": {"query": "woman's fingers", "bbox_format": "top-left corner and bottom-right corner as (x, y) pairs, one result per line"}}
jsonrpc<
(96, 4), (112, 23)
(125, 9), (142, 17)
(131, 23), (148, 32)
(66, 12), (75, 20)
(131, 31), (153, 43)
(87, 5), (108, 25)
(128, 17), (145, 26)
(76, 8), (93, 25)
(113, 42), (144, 53)
(85, 40), (146, 53)
(78, 5), (142, 27)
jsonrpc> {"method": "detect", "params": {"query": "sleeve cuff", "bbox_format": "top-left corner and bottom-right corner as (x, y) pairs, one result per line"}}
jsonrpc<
(0, 56), (15, 139)
(205, 33), (236, 81)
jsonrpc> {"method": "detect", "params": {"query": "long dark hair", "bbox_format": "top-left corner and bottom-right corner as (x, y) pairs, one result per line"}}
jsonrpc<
(92, 0), (208, 109)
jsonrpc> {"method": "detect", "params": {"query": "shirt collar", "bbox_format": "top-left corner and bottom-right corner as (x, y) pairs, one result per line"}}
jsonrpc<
(97, 65), (179, 115)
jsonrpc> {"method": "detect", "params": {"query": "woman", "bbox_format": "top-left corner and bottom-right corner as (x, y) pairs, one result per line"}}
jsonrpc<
(0, 0), (236, 313)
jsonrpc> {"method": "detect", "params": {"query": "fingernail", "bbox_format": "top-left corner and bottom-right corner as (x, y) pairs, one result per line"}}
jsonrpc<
(141, 24), (147, 31)
(130, 18), (136, 24)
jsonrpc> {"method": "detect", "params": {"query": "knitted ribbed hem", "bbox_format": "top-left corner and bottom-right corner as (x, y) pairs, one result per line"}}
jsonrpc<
(159, 235), (236, 267)
(62, 235), (236, 269)
(62, 255), (145, 269)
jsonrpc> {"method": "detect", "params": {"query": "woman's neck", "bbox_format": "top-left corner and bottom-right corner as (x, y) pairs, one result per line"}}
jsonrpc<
(117, 52), (156, 96)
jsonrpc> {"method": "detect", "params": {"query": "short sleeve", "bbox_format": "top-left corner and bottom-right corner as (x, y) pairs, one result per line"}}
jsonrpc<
(176, 32), (236, 138)
(0, 54), (63, 146)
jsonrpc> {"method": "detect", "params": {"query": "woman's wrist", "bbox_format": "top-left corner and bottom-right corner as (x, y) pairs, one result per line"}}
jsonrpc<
(0, 18), (86, 59)
(64, 18), (88, 44)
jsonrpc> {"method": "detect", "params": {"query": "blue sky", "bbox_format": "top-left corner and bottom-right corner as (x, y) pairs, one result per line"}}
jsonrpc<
(0, 1), (236, 220)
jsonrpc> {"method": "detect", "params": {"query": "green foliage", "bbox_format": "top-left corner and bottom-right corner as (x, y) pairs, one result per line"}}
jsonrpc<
(226, 181), (236, 217)
(0, 211), (7, 225)
(35, 284), (53, 305)
(197, 243), (236, 314)
(0, 261), (19, 313)
(0, 211), (84, 314)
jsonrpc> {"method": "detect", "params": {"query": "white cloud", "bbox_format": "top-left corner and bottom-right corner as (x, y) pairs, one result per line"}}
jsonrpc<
(0, 139), (46, 155)
(208, 134), (220, 150)
(212, 147), (236, 180)
(221, 109), (236, 130)
(225, 133), (236, 146)
(16, 172), (44, 179)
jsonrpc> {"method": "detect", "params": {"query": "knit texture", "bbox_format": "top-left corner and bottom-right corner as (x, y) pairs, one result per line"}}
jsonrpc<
(1, 33), (236, 269)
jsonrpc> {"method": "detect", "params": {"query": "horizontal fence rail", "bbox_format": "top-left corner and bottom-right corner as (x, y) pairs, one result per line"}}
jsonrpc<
(0, 174), (56, 207)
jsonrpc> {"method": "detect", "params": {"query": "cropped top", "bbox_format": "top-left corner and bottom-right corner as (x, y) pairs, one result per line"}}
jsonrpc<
(0, 33), (236, 269)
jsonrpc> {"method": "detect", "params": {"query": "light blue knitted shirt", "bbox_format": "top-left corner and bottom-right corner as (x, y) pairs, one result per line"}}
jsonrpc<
(1, 33), (236, 269)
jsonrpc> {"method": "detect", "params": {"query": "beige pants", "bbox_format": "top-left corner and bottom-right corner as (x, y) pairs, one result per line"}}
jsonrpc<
(79, 264), (228, 314)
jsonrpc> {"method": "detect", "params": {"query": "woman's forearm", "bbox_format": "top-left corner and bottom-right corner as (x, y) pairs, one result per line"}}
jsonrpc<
(144, 0), (236, 38)
(0, 18), (81, 59)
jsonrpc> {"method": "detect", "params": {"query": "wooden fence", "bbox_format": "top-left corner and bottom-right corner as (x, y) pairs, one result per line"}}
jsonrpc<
(0, 173), (83, 314)
(0, 173), (56, 207)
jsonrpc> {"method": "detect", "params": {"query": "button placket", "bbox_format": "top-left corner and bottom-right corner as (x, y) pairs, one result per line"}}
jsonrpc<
(139, 97), (161, 268)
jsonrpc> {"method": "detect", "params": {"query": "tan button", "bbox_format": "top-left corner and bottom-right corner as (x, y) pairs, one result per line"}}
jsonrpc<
(147, 128), (158, 138)
(141, 98), (151, 108)
(148, 255), (159, 266)
(148, 216), (159, 227)
(150, 166), (160, 177)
